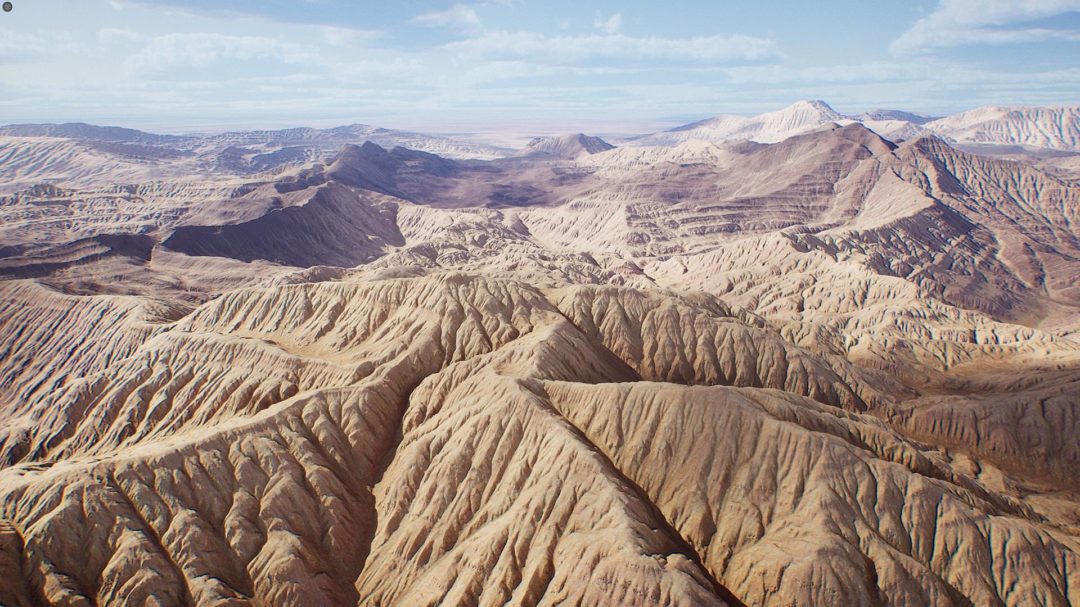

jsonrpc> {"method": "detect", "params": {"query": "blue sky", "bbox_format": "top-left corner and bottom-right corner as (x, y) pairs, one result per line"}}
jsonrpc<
(0, 0), (1078, 135)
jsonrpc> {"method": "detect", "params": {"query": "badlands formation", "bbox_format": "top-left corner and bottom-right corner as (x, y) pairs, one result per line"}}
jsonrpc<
(0, 101), (1079, 606)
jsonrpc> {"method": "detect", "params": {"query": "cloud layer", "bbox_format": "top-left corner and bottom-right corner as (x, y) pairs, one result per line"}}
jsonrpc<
(891, 0), (1080, 54)
(1, 0), (1078, 132)
(444, 31), (781, 63)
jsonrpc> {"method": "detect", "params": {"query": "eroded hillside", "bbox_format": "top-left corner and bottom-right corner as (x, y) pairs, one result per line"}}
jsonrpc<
(1, 121), (1079, 606)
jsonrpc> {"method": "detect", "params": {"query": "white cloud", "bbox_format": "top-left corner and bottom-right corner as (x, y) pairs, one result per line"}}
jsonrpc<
(444, 31), (781, 63)
(891, 0), (1080, 54)
(98, 28), (146, 45)
(0, 28), (80, 64)
(413, 4), (482, 31)
(319, 26), (382, 47)
(721, 62), (929, 85)
(0, 29), (48, 61)
(456, 60), (634, 85)
(127, 33), (315, 71)
(593, 13), (622, 34)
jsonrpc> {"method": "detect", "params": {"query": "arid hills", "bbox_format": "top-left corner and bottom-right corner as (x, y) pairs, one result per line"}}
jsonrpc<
(1, 101), (1079, 606)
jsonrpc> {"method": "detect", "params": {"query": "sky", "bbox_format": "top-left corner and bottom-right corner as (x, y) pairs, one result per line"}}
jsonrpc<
(0, 0), (1078, 135)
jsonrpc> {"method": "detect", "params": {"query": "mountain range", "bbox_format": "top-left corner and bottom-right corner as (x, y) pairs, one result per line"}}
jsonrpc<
(0, 122), (512, 194)
(0, 102), (1079, 606)
(3, 99), (1078, 197)
(631, 99), (1080, 153)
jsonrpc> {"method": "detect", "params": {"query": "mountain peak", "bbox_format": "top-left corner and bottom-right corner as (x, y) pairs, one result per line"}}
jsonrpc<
(900, 133), (956, 155)
(521, 133), (615, 158)
(788, 99), (837, 113)
(772, 99), (844, 121)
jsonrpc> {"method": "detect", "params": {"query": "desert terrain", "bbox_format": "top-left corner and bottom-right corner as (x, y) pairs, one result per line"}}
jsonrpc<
(1, 101), (1079, 606)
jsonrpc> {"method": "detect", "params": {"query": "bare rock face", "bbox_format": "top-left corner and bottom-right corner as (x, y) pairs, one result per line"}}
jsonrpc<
(924, 105), (1080, 152)
(2, 116), (1080, 606)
